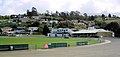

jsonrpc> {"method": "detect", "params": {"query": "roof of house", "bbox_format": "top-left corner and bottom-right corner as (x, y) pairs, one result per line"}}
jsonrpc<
(28, 27), (38, 30)
(1, 27), (12, 31)
(72, 29), (111, 34)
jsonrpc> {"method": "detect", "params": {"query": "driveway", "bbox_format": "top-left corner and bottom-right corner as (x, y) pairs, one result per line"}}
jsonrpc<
(0, 37), (120, 57)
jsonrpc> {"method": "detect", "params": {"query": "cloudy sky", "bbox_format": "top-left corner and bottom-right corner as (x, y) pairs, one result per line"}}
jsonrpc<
(0, 0), (120, 16)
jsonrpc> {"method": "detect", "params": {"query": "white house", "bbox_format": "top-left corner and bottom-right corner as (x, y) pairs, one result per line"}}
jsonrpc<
(28, 27), (39, 35)
(49, 20), (58, 24)
(48, 28), (72, 37)
(32, 16), (39, 19)
(28, 27), (38, 31)
(71, 20), (79, 24)
(1, 27), (12, 33)
(41, 19), (49, 24)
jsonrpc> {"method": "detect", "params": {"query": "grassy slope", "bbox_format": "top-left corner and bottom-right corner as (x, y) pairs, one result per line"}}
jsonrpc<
(105, 19), (120, 24)
(0, 38), (100, 49)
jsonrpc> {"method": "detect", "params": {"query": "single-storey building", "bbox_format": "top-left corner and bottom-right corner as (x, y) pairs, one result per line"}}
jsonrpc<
(71, 27), (114, 37)
(28, 27), (39, 35)
(14, 27), (25, 33)
(49, 20), (58, 24)
(32, 16), (39, 19)
(1, 27), (12, 33)
(48, 28), (72, 37)
(28, 27), (38, 31)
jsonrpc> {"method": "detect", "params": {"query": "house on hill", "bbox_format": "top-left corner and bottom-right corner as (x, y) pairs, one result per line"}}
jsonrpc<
(28, 27), (39, 35)
(1, 27), (12, 33)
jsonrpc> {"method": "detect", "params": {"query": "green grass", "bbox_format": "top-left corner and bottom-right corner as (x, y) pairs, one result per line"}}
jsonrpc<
(0, 38), (100, 49)
(105, 19), (120, 24)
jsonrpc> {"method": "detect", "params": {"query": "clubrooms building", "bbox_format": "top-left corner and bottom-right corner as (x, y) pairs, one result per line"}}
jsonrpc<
(71, 27), (114, 37)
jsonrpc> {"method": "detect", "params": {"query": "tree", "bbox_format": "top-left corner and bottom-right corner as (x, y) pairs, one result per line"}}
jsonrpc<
(57, 21), (74, 28)
(3, 15), (10, 19)
(101, 14), (105, 20)
(59, 12), (67, 20)
(27, 10), (32, 18)
(39, 23), (44, 34)
(42, 25), (50, 36)
(32, 22), (40, 27)
(10, 15), (17, 19)
(113, 15), (117, 18)
(95, 20), (107, 28)
(11, 25), (17, 31)
(104, 22), (119, 32)
(45, 10), (50, 16)
(57, 22), (67, 28)
(32, 7), (38, 16)
(108, 14), (111, 18)
(83, 13), (87, 17)
(104, 22), (120, 37)
(27, 22), (40, 27)
(0, 28), (2, 34)
(83, 13), (87, 20)
(70, 11), (78, 20)
(52, 22), (57, 28)
(74, 11), (81, 19)
(115, 27), (120, 37)
(55, 11), (59, 16)
(75, 11), (80, 15)
(27, 7), (38, 18)
(88, 15), (95, 21)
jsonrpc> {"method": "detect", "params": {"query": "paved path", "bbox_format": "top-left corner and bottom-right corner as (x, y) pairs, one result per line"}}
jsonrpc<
(0, 37), (120, 57)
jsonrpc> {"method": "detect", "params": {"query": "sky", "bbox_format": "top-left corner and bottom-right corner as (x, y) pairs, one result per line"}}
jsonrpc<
(0, 0), (120, 16)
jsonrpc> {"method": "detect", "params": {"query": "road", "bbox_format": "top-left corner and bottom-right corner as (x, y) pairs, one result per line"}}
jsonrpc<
(0, 37), (120, 57)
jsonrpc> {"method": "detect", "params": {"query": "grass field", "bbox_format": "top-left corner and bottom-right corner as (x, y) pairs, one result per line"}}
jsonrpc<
(105, 19), (120, 24)
(0, 38), (101, 49)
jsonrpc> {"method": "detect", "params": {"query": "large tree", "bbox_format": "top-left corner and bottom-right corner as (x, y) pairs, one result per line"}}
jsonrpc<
(108, 14), (111, 18)
(38, 23), (44, 34)
(115, 28), (120, 37)
(27, 22), (40, 27)
(0, 28), (2, 34)
(27, 7), (38, 18)
(83, 13), (87, 20)
(95, 20), (107, 28)
(104, 22), (119, 33)
(88, 15), (95, 21)
(57, 21), (74, 28)
(101, 14), (105, 20)
(32, 22), (40, 27)
(59, 12), (68, 20)
(42, 25), (50, 36)
(31, 7), (38, 16)
(104, 22), (120, 37)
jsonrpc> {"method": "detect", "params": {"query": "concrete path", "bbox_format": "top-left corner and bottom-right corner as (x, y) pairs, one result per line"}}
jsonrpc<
(0, 37), (120, 57)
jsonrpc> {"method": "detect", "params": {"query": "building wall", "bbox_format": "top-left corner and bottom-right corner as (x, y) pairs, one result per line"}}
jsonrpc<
(97, 32), (112, 37)
(48, 33), (69, 37)
(71, 32), (113, 37)
(48, 28), (72, 37)
(71, 33), (97, 37)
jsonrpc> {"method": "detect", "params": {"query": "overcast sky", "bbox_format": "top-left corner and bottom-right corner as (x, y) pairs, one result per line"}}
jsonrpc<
(0, 0), (120, 16)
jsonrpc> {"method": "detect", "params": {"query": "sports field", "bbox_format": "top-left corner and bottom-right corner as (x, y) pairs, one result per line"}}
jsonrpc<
(0, 38), (101, 49)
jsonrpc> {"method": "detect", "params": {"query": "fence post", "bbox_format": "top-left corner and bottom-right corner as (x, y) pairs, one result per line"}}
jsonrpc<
(35, 44), (37, 50)
(10, 46), (13, 51)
